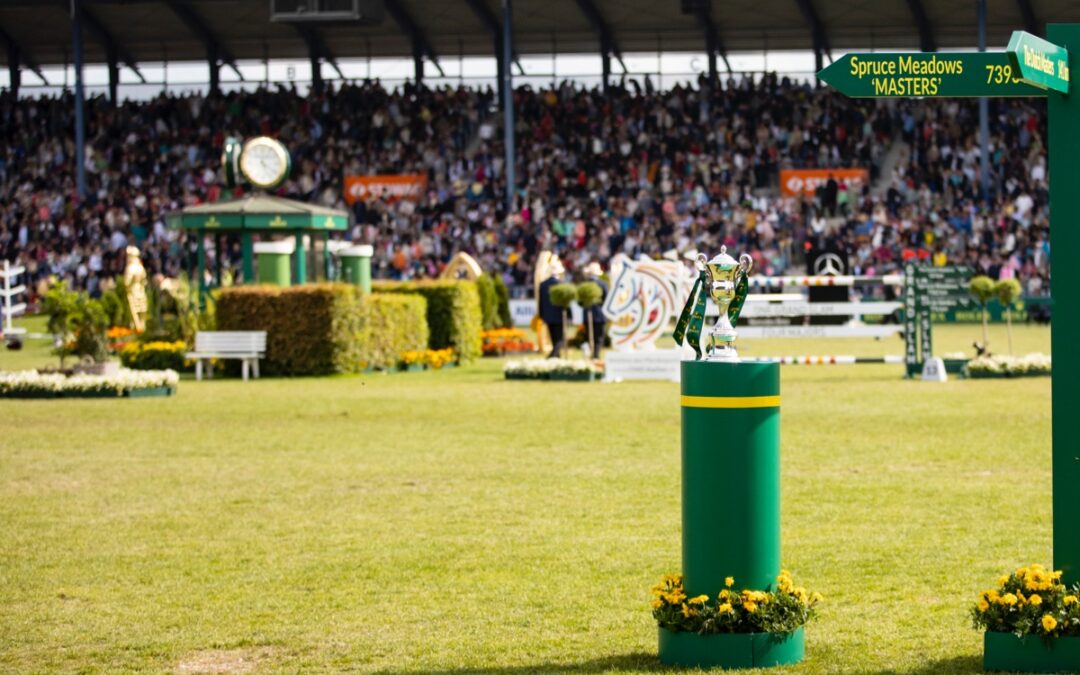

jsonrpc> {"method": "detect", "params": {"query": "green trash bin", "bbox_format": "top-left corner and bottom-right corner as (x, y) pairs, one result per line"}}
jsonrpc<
(339, 244), (373, 293)
(254, 239), (294, 287)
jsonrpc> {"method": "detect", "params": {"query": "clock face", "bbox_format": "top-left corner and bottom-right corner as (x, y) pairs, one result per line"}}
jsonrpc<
(240, 137), (290, 189)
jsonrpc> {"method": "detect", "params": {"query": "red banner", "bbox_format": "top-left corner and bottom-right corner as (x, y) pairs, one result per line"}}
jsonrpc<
(344, 174), (427, 205)
(779, 168), (869, 197)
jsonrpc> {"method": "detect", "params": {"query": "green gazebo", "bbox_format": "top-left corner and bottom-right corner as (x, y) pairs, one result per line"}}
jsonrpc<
(167, 194), (349, 292)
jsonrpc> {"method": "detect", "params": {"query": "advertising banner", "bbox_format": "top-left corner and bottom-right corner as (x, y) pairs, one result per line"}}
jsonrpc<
(779, 168), (869, 197)
(344, 174), (427, 204)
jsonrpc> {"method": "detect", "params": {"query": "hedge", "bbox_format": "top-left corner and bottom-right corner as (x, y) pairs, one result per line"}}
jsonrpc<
(217, 284), (364, 376)
(373, 280), (483, 361)
(362, 294), (429, 370)
(476, 274), (499, 330)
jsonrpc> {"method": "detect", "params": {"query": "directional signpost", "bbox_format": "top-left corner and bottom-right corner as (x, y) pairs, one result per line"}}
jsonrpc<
(818, 52), (1046, 98)
(1008, 30), (1071, 93)
(823, 26), (1077, 672)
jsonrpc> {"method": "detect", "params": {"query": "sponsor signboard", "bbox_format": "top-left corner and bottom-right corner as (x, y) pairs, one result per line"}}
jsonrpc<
(779, 168), (869, 197)
(343, 174), (427, 205)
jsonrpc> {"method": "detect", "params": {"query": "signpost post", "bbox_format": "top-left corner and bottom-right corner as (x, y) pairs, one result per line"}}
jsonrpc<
(902, 266), (975, 377)
(822, 27), (1075, 671)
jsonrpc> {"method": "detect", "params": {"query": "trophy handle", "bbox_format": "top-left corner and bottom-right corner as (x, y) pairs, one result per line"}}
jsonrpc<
(695, 253), (708, 271)
(738, 253), (754, 275)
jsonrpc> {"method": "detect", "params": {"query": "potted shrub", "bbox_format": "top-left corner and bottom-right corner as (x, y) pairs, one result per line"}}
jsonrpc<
(969, 275), (995, 354)
(974, 564), (1080, 672)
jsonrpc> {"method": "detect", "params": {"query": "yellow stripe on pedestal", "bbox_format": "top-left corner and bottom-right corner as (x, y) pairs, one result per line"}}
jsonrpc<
(680, 395), (781, 409)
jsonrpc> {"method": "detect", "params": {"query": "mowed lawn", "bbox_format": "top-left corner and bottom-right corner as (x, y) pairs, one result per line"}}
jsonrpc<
(0, 322), (1053, 674)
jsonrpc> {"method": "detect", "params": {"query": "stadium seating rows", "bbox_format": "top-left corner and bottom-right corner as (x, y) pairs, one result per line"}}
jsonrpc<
(0, 74), (1050, 300)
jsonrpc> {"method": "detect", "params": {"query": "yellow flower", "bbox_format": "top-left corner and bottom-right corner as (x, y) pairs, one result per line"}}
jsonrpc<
(811, 592), (824, 603)
(688, 595), (709, 605)
(1042, 615), (1058, 632)
(977, 600), (990, 612)
(719, 589), (730, 600)
(988, 590), (1000, 602)
(744, 601), (758, 613)
(1065, 595), (1078, 606)
(1030, 594), (1043, 606)
(1017, 591), (1027, 604)
(718, 602), (733, 614)
(680, 603), (694, 618)
(1001, 593), (1018, 606)
(725, 576), (734, 588)
(651, 599), (663, 609)
(998, 575), (1010, 587)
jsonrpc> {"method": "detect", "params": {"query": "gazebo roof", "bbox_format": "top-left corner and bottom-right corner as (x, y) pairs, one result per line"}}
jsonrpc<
(169, 194), (348, 232)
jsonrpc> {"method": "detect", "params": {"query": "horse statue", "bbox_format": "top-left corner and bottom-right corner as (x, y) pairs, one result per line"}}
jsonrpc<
(602, 254), (693, 351)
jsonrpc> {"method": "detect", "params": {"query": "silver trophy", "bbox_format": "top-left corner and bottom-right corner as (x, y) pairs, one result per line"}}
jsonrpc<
(697, 247), (754, 361)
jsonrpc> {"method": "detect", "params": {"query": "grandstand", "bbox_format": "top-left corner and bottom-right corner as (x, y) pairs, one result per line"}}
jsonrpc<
(0, 0), (1070, 305)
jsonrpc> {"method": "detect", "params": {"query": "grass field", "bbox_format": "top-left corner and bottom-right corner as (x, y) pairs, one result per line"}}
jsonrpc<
(0, 319), (1053, 674)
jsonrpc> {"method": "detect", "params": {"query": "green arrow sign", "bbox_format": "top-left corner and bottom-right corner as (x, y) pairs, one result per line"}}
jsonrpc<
(818, 52), (1047, 98)
(1007, 30), (1070, 93)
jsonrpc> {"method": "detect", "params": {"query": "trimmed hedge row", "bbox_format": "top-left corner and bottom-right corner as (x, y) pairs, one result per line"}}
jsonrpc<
(373, 280), (482, 361)
(216, 284), (428, 375)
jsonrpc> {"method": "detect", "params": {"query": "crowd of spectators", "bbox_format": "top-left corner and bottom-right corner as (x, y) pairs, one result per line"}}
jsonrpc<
(0, 73), (1051, 302)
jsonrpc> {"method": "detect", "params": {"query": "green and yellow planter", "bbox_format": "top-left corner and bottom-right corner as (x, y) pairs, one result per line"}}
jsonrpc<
(659, 359), (803, 669)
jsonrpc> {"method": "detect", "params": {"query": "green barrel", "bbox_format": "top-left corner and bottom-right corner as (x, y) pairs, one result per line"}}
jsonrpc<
(339, 244), (373, 293)
(254, 240), (294, 287)
(681, 360), (781, 595)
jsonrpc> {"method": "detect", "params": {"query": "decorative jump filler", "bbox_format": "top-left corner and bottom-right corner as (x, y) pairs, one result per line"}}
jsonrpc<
(651, 247), (819, 669)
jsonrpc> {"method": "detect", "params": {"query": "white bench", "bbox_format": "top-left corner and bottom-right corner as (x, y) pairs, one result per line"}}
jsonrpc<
(187, 331), (267, 382)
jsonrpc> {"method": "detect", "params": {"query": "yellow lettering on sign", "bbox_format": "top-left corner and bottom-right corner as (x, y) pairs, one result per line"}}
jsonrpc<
(205, 216), (221, 228)
(268, 216), (287, 228)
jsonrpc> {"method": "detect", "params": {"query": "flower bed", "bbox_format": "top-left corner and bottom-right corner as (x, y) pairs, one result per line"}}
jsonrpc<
(481, 328), (535, 356)
(398, 348), (457, 371)
(651, 572), (821, 635)
(119, 340), (189, 371)
(504, 358), (601, 381)
(968, 353), (1051, 378)
(0, 369), (179, 398)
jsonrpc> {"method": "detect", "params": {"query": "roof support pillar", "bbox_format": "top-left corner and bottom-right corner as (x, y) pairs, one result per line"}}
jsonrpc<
(601, 38), (611, 91)
(310, 49), (322, 94)
(7, 41), (18, 98)
(107, 45), (119, 105)
(413, 45), (424, 84)
(71, 0), (87, 201)
(501, 0), (516, 213)
(208, 44), (220, 94)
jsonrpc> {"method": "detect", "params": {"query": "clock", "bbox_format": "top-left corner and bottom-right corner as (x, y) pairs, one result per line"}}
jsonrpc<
(239, 136), (291, 190)
(221, 136), (242, 188)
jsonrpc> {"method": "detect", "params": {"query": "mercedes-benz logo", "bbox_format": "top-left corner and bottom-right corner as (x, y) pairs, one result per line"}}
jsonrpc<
(814, 253), (845, 276)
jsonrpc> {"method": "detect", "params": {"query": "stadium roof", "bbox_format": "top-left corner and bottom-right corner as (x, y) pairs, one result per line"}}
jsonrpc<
(3, 0), (1080, 80)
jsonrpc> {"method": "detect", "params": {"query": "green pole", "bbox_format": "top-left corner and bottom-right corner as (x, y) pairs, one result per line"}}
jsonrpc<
(214, 234), (223, 287)
(196, 233), (207, 300)
(323, 232), (332, 281)
(1048, 23), (1080, 585)
(294, 231), (306, 285)
(340, 245), (373, 293)
(242, 232), (254, 284)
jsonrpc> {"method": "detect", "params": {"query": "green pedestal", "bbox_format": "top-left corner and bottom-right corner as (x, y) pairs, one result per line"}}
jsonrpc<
(681, 360), (781, 593)
(659, 359), (799, 669)
(255, 240), (294, 287)
(984, 632), (1080, 673)
(340, 244), (373, 293)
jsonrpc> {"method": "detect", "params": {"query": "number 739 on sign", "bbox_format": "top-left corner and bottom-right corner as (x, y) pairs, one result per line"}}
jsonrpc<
(986, 64), (1021, 84)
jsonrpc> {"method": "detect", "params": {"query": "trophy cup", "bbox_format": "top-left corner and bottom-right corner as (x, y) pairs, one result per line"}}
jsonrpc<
(697, 246), (753, 361)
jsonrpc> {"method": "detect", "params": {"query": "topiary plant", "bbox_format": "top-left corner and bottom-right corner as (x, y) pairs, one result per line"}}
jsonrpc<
(969, 275), (995, 353)
(577, 281), (603, 357)
(994, 278), (1023, 356)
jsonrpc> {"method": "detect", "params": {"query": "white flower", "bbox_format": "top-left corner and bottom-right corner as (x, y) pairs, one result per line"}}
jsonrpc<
(504, 358), (600, 378)
(0, 369), (179, 396)
(968, 353), (1050, 376)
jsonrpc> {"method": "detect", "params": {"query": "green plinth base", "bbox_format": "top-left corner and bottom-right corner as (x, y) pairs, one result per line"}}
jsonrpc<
(983, 632), (1080, 672)
(659, 627), (804, 669)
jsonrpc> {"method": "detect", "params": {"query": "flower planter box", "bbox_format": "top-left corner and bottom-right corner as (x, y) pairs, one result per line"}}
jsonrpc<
(658, 626), (804, 669)
(399, 364), (427, 372)
(125, 386), (176, 398)
(549, 371), (596, 381)
(943, 358), (969, 375)
(969, 370), (1050, 379)
(984, 631), (1080, 672)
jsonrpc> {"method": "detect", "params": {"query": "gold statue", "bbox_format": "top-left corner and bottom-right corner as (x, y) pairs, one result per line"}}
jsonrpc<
(440, 252), (484, 281)
(124, 246), (149, 332)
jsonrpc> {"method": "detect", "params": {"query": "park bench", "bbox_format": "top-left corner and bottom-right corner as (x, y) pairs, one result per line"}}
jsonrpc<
(187, 331), (267, 382)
